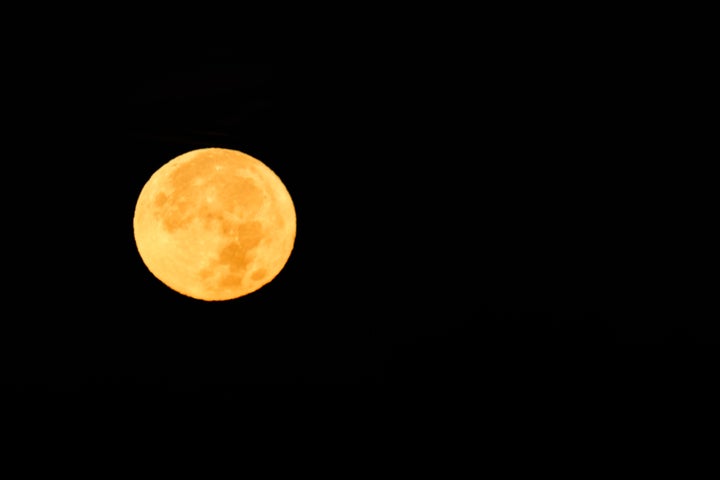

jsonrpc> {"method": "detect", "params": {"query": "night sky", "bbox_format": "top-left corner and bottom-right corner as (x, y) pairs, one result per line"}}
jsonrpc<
(3, 48), (714, 390)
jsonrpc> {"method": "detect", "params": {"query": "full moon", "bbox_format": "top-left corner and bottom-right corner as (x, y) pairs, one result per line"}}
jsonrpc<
(133, 147), (296, 301)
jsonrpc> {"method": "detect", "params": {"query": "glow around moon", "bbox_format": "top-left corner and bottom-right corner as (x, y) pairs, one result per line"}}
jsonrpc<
(133, 148), (296, 301)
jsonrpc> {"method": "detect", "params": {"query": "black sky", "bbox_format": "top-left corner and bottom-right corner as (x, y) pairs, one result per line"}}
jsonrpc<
(3, 45), (714, 390)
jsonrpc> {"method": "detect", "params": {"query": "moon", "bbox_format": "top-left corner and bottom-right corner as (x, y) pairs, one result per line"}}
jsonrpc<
(133, 147), (296, 301)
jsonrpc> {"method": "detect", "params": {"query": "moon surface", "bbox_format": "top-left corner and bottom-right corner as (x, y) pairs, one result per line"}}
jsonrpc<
(133, 147), (296, 301)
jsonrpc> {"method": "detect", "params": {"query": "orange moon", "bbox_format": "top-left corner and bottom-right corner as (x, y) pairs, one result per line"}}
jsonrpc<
(133, 147), (296, 301)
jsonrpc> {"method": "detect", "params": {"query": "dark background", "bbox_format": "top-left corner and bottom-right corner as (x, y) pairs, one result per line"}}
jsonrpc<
(2, 40), (713, 390)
